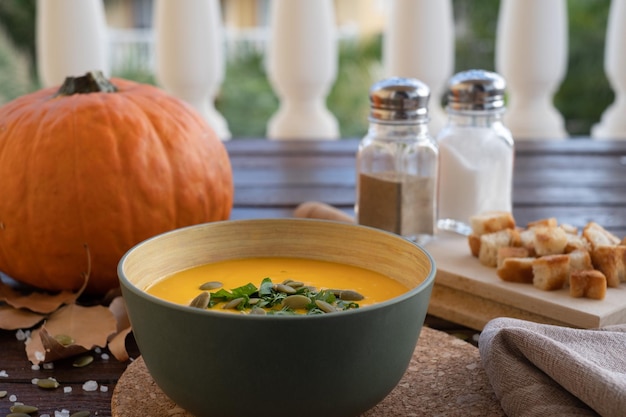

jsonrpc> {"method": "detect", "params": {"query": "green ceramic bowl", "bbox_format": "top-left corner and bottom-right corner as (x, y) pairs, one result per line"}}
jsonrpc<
(118, 218), (435, 417)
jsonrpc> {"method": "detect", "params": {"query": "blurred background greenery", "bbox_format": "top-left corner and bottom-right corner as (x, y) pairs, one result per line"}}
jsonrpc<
(0, 0), (614, 138)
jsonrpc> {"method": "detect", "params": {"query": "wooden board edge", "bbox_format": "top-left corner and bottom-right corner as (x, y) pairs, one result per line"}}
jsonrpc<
(428, 284), (591, 331)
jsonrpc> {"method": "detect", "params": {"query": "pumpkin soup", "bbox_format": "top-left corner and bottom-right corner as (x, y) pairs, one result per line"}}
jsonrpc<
(146, 257), (409, 315)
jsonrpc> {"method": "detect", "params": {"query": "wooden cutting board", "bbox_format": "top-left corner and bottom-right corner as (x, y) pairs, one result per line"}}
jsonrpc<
(424, 232), (626, 330)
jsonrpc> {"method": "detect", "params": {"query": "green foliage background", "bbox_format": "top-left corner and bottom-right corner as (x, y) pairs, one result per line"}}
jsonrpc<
(0, 0), (614, 138)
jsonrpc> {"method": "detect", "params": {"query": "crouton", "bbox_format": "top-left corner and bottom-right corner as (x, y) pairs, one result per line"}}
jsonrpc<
(583, 222), (621, 249)
(519, 228), (537, 257)
(564, 233), (591, 253)
(527, 217), (558, 229)
(468, 234), (481, 257)
(532, 254), (570, 291)
(590, 245), (626, 288)
(497, 246), (530, 269)
(497, 257), (535, 284)
(478, 229), (521, 267)
(559, 223), (579, 235)
(570, 270), (607, 300)
(469, 211), (516, 236)
(533, 226), (568, 256)
(568, 249), (594, 273)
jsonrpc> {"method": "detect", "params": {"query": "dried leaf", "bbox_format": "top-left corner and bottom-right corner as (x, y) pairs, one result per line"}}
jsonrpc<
(2, 289), (79, 314)
(0, 305), (46, 330)
(105, 296), (132, 361)
(0, 272), (88, 314)
(108, 327), (132, 362)
(25, 304), (117, 364)
(108, 296), (130, 333)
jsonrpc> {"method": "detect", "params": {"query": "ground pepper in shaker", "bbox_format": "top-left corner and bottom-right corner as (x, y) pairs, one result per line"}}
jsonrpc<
(355, 77), (438, 245)
(436, 69), (514, 235)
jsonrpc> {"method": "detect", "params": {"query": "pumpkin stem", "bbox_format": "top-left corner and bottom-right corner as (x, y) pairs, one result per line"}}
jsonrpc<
(55, 71), (118, 97)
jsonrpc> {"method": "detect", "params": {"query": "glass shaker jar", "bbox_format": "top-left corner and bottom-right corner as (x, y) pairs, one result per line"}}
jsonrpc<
(355, 77), (438, 245)
(437, 69), (514, 235)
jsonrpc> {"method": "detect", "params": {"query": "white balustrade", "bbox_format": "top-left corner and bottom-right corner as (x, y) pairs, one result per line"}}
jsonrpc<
(34, 1), (626, 141)
(592, 0), (626, 140)
(36, 0), (109, 87)
(266, 0), (339, 140)
(153, 0), (230, 140)
(383, 0), (454, 135)
(495, 0), (568, 140)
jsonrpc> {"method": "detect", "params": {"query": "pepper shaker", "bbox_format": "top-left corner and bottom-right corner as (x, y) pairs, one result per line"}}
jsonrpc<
(355, 77), (438, 244)
(436, 69), (514, 235)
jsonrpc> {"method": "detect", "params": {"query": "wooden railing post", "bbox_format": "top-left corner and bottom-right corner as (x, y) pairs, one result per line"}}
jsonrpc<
(495, 0), (568, 140)
(383, 0), (454, 135)
(592, 0), (626, 140)
(266, 0), (339, 140)
(153, 0), (230, 140)
(36, 0), (109, 87)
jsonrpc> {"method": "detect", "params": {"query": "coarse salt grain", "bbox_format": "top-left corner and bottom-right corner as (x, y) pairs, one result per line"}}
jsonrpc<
(43, 362), (54, 370)
(9, 394), (17, 401)
(31, 378), (39, 385)
(0, 370), (8, 377)
(100, 385), (108, 392)
(63, 386), (72, 393)
(82, 380), (98, 391)
(55, 409), (70, 417)
(35, 351), (45, 361)
(15, 329), (27, 341)
(101, 353), (110, 360)
(31, 364), (40, 371)
(94, 347), (102, 354)
(41, 414), (51, 417)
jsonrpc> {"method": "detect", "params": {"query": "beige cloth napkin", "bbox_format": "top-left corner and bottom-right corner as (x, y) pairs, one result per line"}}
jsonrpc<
(479, 317), (626, 417)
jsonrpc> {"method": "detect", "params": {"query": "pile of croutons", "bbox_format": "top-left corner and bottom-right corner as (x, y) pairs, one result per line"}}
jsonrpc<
(467, 211), (626, 300)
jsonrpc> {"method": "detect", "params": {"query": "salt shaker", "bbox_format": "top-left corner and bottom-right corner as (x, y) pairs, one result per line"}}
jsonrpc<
(436, 69), (514, 235)
(355, 77), (438, 244)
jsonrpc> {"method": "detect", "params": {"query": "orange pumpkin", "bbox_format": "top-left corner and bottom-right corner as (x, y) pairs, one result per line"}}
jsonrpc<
(0, 71), (233, 295)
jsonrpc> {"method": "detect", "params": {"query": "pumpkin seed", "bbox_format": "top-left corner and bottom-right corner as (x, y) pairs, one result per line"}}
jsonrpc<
(285, 280), (304, 289)
(54, 334), (75, 346)
(330, 289), (364, 301)
(199, 281), (222, 291)
(249, 306), (266, 315)
(189, 291), (210, 309)
(273, 283), (296, 294)
(10, 405), (39, 413)
(223, 297), (245, 309)
(7, 413), (32, 417)
(248, 297), (260, 305)
(282, 294), (311, 310)
(73, 355), (94, 368)
(0, 390), (7, 398)
(70, 411), (91, 417)
(37, 377), (60, 389)
(315, 299), (337, 313)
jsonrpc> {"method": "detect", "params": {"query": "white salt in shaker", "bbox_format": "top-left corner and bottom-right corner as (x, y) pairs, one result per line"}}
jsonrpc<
(355, 77), (438, 245)
(436, 69), (514, 235)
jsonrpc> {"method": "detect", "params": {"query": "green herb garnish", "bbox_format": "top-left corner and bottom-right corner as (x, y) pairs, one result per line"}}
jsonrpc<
(201, 278), (361, 315)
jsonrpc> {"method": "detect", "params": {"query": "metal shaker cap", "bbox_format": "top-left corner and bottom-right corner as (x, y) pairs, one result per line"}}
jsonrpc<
(446, 69), (506, 112)
(369, 77), (430, 123)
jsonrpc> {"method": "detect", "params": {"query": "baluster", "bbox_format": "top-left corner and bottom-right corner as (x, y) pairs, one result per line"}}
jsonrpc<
(495, 0), (568, 140)
(266, 0), (339, 140)
(383, 0), (454, 135)
(592, 0), (626, 140)
(153, 0), (230, 140)
(36, 0), (109, 87)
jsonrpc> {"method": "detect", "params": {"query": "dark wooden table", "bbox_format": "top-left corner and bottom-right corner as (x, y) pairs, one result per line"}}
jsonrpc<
(2, 138), (626, 416)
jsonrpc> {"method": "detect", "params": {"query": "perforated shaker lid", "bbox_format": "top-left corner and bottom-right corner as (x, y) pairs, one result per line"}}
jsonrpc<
(446, 69), (506, 112)
(369, 77), (430, 123)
